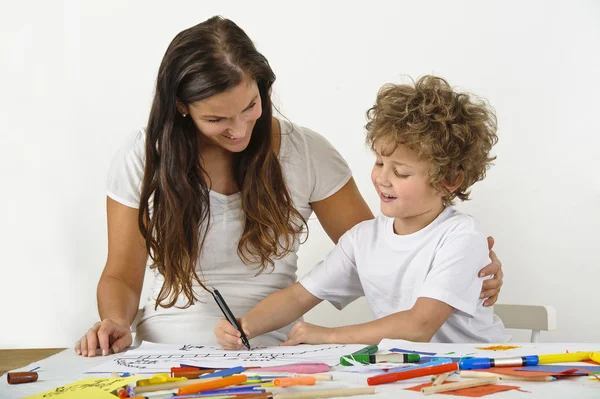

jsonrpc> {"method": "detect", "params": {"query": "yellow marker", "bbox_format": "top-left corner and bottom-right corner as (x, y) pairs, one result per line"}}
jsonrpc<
(590, 352), (600, 364)
(537, 352), (590, 364)
(242, 379), (263, 384)
(136, 373), (187, 386)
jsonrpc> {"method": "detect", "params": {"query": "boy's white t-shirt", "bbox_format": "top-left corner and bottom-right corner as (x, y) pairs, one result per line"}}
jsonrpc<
(106, 117), (352, 345)
(300, 207), (506, 343)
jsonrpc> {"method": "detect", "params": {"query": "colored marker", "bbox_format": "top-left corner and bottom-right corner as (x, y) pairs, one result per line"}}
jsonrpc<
(198, 387), (266, 395)
(347, 353), (420, 365)
(200, 366), (246, 379)
(367, 362), (459, 385)
(459, 352), (592, 371)
(382, 358), (454, 374)
(136, 373), (187, 386)
(172, 368), (220, 378)
(170, 396), (235, 399)
(178, 374), (248, 395)
(538, 352), (591, 364)
(340, 344), (378, 366)
(180, 364), (225, 370)
(460, 356), (539, 370)
(273, 376), (316, 387)
(247, 363), (329, 373)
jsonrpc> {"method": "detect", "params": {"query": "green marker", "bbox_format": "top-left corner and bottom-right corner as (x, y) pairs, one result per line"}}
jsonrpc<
(340, 344), (379, 366)
(349, 353), (420, 365)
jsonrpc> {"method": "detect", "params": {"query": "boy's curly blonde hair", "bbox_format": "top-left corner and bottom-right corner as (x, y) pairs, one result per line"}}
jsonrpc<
(366, 75), (498, 206)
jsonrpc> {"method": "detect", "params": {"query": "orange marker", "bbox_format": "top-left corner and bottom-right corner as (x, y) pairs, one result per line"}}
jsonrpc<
(178, 374), (248, 395)
(273, 376), (316, 387)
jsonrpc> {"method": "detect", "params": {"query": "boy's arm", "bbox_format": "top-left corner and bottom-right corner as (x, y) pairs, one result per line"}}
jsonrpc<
(283, 230), (488, 345)
(243, 282), (323, 339)
(282, 298), (452, 345)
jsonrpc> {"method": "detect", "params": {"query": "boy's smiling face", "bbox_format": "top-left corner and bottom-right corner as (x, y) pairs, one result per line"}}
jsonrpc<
(371, 141), (446, 234)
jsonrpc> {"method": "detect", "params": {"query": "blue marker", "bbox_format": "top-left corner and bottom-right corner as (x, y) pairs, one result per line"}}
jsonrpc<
(199, 365), (246, 378)
(459, 356), (539, 370)
(171, 389), (264, 399)
(378, 358), (453, 374)
(202, 387), (265, 395)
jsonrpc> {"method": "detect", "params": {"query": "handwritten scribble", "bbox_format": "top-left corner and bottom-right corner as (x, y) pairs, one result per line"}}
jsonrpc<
(107, 345), (350, 369)
(179, 344), (206, 351)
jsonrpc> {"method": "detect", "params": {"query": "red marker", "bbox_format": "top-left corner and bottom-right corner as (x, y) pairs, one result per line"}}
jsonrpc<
(367, 362), (459, 385)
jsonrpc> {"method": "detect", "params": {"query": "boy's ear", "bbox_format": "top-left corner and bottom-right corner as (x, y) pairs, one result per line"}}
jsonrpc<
(443, 173), (465, 194)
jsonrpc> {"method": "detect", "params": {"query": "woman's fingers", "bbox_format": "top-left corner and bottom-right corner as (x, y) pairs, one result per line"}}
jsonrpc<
(74, 338), (81, 355)
(97, 323), (113, 356)
(111, 333), (133, 354)
(215, 319), (243, 350)
(78, 336), (88, 357)
(85, 327), (100, 357)
(75, 320), (132, 357)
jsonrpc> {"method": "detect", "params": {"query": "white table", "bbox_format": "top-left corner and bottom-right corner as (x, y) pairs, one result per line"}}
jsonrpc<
(2, 342), (599, 398)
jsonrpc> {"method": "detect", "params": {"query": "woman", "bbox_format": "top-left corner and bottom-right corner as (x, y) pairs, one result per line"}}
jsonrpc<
(75, 16), (503, 357)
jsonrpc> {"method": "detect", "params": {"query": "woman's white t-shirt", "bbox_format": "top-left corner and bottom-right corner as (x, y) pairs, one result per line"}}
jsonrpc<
(106, 118), (352, 346)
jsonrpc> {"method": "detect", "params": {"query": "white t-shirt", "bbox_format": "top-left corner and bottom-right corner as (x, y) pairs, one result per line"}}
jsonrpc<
(106, 118), (352, 345)
(300, 207), (506, 343)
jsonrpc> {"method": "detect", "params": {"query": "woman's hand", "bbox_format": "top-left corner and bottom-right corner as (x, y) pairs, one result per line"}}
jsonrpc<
(74, 319), (132, 357)
(479, 236), (504, 307)
(215, 318), (246, 350)
(280, 321), (333, 346)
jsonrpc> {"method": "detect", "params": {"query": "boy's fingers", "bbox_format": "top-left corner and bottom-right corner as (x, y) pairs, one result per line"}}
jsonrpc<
(288, 322), (302, 337)
(281, 337), (301, 346)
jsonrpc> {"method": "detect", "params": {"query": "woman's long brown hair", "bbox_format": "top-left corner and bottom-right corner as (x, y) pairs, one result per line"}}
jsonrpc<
(139, 16), (306, 309)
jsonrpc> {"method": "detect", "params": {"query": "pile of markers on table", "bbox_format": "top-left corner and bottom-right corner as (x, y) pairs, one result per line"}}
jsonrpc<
(8, 346), (599, 398)
(349, 345), (599, 395)
(115, 363), (373, 399)
(106, 347), (600, 398)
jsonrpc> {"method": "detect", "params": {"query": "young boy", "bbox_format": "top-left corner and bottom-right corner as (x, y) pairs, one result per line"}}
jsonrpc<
(215, 75), (505, 348)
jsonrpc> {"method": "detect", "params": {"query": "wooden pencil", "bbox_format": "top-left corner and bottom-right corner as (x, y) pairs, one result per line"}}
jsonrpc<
(422, 377), (499, 395)
(432, 372), (451, 386)
(460, 370), (556, 382)
(273, 387), (375, 399)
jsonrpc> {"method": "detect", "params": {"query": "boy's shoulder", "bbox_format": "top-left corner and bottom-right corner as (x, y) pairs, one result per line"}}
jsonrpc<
(340, 215), (389, 245)
(437, 208), (488, 249)
(442, 208), (481, 234)
(444, 207), (481, 234)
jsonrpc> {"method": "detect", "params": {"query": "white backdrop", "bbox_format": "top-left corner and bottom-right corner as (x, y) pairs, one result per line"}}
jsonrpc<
(1, 0), (599, 348)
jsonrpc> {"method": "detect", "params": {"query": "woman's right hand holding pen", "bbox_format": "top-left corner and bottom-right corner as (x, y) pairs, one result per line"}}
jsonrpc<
(74, 318), (132, 357)
(215, 318), (250, 350)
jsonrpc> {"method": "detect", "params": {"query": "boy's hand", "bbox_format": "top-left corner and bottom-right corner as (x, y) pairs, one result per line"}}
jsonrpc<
(214, 318), (245, 350)
(281, 321), (333, 346)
